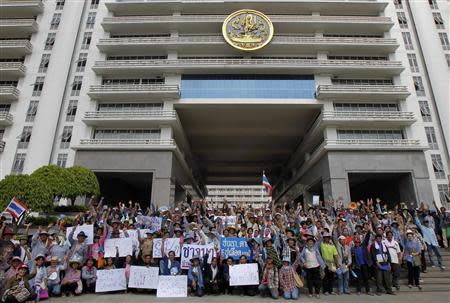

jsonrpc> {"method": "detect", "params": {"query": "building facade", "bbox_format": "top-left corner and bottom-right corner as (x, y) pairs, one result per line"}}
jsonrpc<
(0, 0), (448, 207)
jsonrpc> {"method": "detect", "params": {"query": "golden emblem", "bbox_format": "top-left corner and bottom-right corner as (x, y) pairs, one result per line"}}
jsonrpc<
(222, 9), (274, 51)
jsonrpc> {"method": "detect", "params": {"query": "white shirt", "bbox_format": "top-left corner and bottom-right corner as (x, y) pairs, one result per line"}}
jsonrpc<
(305, 247), (320, 269)
(383, 239), (401, 264)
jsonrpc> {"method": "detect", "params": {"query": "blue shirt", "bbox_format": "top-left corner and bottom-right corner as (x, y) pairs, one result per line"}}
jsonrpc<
(356, 246), (366, 265)
(415, 218), (439, 246)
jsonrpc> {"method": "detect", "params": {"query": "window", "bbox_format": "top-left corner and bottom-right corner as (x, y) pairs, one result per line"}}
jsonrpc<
(425, 127), (439, 149)
(334, 103), (398, 112)
(433, 13), (445, 29)
(0, 81), (18, 87)
(394, 0), (403, 9)
(50, 13), (61, 30)
(429, 0), (439, 10)
(32, 77), (45, 97)
(71, 76), (83, 96)
(397, 12), (408, 28)
(91, 0), (100, 9)
(101, 78), (164, 85)
(56, 153), (68, 168)
(407, 53), (419, 72)
(0, 104), (11, 112)
(439, 33), (450, 50)
(12, 153), (26, 174)
(413, 76), (425, 96)
(402, 32), (414, 50)
(66, 100), (78, 122)
(81, 32), (92, 50)
(86, 12), (96, 29)
(56, 0), (65, 10)
(93, 129), (161, 140)
(38, 54), (50, 73)
(331, 79), (393, 86)
(438, 184), (450, 204)
(76, 53), (87, 72)
(98, 103), (163, 111)
(337, 129), (404, 140)
(44, 33), (56, 50)
(431, 154), (446, 179)
(446, 54), (450, 68)
(25, 101), (39, 122)
(418, 101), (432, 122)
(18, 126), (32, 149)
(60, 126), (72, 149)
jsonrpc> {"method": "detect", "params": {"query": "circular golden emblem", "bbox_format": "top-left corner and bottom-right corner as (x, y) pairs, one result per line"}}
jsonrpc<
(222, 9), (274, 51)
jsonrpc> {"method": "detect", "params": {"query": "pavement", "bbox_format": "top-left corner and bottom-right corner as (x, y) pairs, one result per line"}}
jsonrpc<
(49, 291), (450, 303)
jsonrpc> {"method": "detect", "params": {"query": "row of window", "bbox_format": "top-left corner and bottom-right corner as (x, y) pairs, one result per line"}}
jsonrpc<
(395, 0), (439, 10)
(331, 79), (393, 86)
(334, 103), (398, 112)
(102, 78), (164, 85)
(337, 129), (404, 140)
(97, 103), (163, 111)
(0, 81), (18, 87)
(93, 129), (161, 140)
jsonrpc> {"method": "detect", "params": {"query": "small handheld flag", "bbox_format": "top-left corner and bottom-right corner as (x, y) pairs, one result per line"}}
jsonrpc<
(262, 171), (273, 197)
(5, 197), (28, 219)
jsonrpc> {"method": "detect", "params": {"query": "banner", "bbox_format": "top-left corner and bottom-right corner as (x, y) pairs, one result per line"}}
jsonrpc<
(66, 225), (94, 245)
(215, 216), (237, 226)
(220, 237), (250, 260)
(156, 275), (187, 298)
(128, 266), (159, 289)
(153, 238), (180, 258)
(229, 263), (259, 286)
(104, 238), (133, 257)
(95, 269), (127, 292)
(136, 216), (162, 233)
(180, 244), (216, 269)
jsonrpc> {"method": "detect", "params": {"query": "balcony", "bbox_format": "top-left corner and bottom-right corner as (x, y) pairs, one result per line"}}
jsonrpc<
(0, 19), (38, 38)
(82, 110), (177, 127)
(88, 84), (180, 101)
(97, 36), (399, 56)
(0, 0), (43, 18)
(0, 141), (4, 152)
(0, 62), (26, 79)
(321, 111), (416, 127)
(0, 112), (13, 126)
(102, 15), (393, 35)
(92, 59), (403, 77)
(0, 39), (32, 57)
(316, 85), (410, 101)
(0, 86), (20, 101)
(104, 1), (387, 17)
(74, 139), (177, 151)
(325, 139), (425, 150)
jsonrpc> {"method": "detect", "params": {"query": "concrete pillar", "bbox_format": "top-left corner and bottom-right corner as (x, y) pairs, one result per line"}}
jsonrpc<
(151, 176), (172, 207)
(327, 177), (351, 204)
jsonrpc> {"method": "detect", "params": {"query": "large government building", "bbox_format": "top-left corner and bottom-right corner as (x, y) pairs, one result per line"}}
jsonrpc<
(0, 0), (449, 207)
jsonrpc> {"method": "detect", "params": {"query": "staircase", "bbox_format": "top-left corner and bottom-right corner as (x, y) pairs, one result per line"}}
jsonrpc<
(400, 249), (450, 292)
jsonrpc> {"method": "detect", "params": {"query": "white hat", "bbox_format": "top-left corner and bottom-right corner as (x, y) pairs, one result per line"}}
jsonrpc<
(338, 235), (346, 240)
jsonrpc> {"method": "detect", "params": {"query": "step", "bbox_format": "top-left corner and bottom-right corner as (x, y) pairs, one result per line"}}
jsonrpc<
(399, 285), (450, 292)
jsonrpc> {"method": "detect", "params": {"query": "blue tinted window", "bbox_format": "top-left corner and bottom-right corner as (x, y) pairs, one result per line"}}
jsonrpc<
(181, 75), (315, 99)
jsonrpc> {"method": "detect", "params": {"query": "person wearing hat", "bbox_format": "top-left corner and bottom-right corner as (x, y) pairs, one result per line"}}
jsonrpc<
(350, 225), (374, 296)
(263, 238), (282, 268)
(187, 254), (204, 297)
(300, 236), (325, 298)
(88, 225), (107, 269)
(370, 233), (395, 296)
(31, 227), (49, 260)
(320, 232), (338, 295)
(13, 234), (32, 266)
(61, 256), (82, 296)
(258, 257), (279, 299)
(47, 256), (63, 297)
(33, 254), (48, 302)
(404, 229), (422, 289)
(3, 256), (23, 282)
(336, 235), (352, 295)
(49, 231), (69, 267)
(68, 228), (89, 264)
(3, 264), (37, 303)
(138, 230), (153, 263)
(414, 214), (445, 270)
(279, 252), (302, 300)
(383, 230), (402, 291)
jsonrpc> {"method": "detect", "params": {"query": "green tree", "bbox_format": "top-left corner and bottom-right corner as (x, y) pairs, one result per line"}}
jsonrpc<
(0, 174), (53, 212)
(67, 165), (100, 199)
(30, 165), (76, 199)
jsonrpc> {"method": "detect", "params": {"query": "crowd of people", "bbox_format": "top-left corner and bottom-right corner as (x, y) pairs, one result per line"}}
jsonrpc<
(0, 197), (449, 302)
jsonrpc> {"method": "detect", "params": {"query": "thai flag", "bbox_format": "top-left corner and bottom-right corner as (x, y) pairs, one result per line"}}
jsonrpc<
(5, 198), (28, 219)
(262, 172), (272, 196)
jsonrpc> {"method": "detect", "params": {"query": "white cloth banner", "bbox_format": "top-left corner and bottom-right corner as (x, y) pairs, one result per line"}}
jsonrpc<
(180, 244), (215, 269)
(153, 238), (180, 258)
(156, 275), (187, 298)
(66, 225), (94, 245)
(215, 216), (237, 226)
(104, 238), (133, 257)
(128, 266), (159, 289)
(229, 263), (259, 286)
(95, 269), (127, 292)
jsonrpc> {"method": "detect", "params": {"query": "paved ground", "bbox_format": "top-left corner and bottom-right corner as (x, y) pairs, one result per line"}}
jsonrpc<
(49, 291), (450, 303)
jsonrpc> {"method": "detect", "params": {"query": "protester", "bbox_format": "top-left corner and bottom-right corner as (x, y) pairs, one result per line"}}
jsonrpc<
(404, 229), (422, 290)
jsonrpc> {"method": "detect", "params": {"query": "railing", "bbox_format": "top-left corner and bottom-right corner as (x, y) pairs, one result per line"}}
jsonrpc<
(99, 36), (397, 45)
(0, 62), (26, 74)
(0, 141), (5, 152)
(322, 111), (415, 120)
(84, 110), (176, 119)
(0, 0), (43, 5)
(0, 112), (14, 123)
(94, 59), (403, 68)
(317, 85), (409, 93)
(0, 19), (37, 26)
(0, 39), (32, 49)
(89, 84), (179, 92)
(79, 139), (175, 146)
(326, 139), (421, 146)
(0, 86), (20, 98)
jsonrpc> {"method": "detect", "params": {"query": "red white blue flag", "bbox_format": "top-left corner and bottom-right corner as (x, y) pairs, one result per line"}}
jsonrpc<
(5, 198), (28, 219)
(262, 172), (272, 196)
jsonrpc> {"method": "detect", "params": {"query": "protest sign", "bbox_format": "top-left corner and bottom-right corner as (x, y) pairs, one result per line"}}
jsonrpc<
(229, 263), (259, 286)
(136, 216), (162, 233)
(66, 224), (94, 245)
(128, 266), (159, 289)
(215, 216), (237, 226)
(95, 269), (127, 292)
(156, 275), (187, 298)
(180, 244), (216, 269)
(104, 238), (133, 257)
(220, 237), (250, 260)
(153, 238), (180, 258)
(312, 195), (320, 206)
